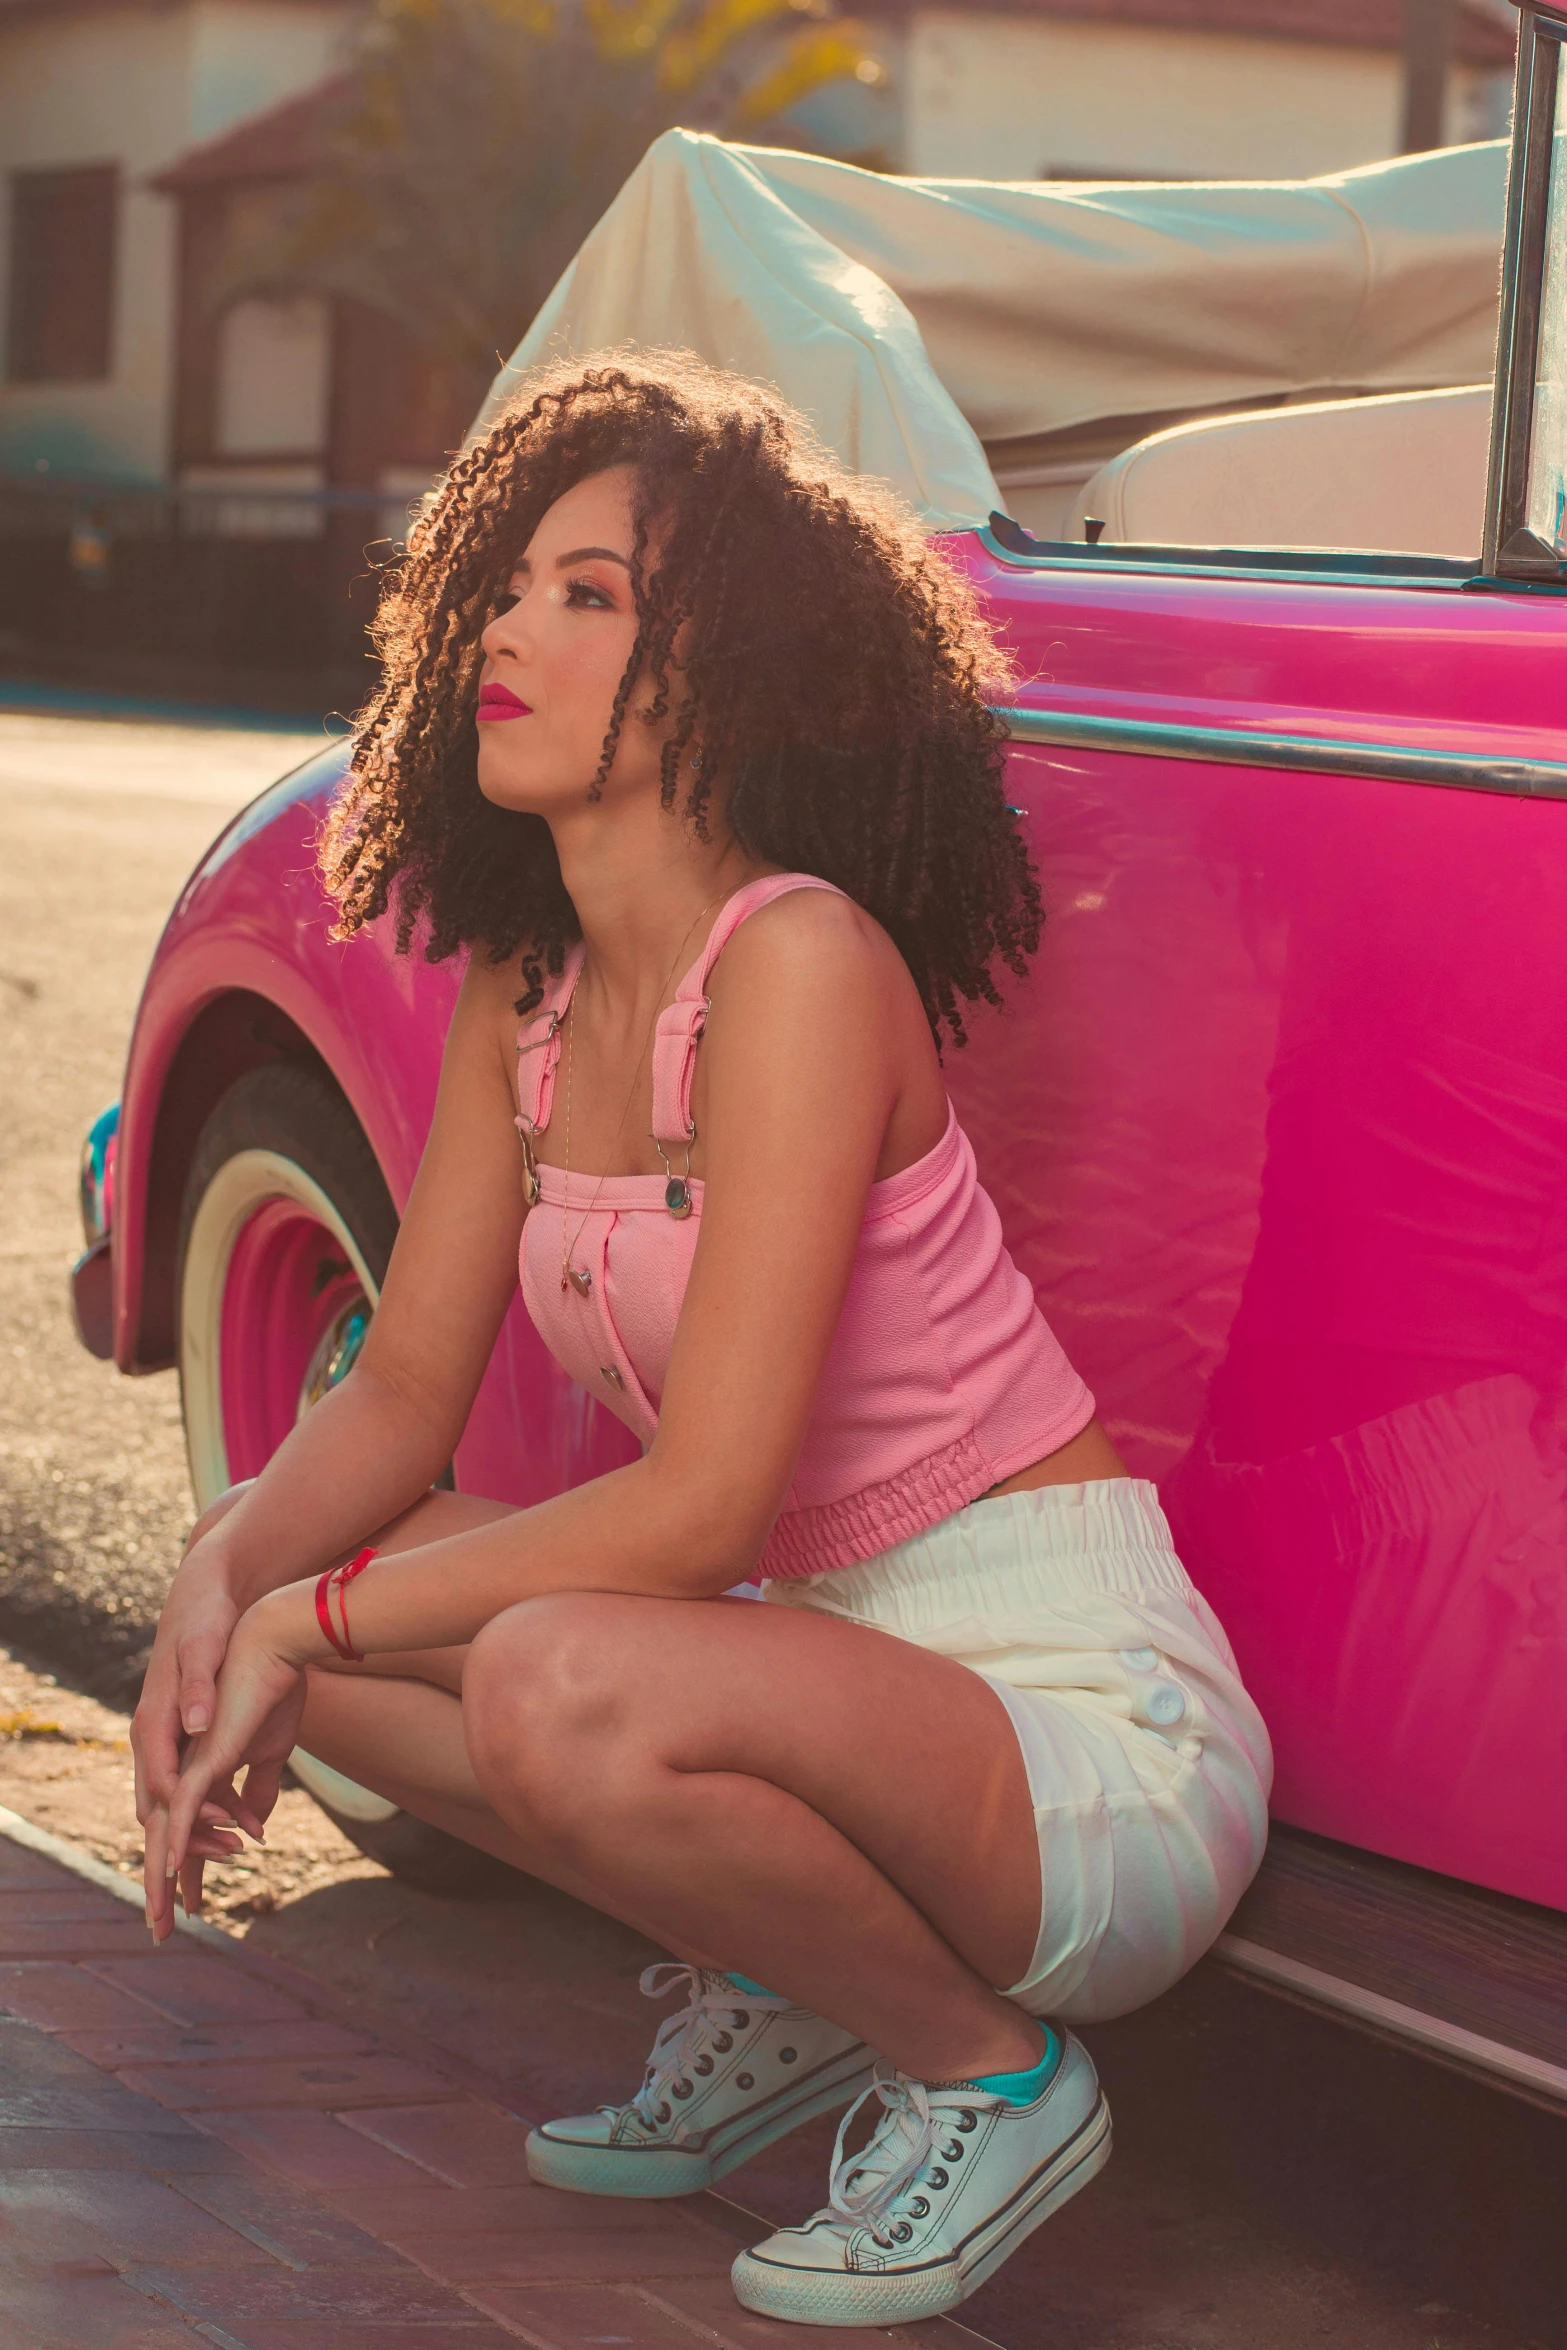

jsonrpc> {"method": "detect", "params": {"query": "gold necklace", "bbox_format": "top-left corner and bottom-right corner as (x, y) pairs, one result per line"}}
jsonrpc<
(559, 889), (728, 1296)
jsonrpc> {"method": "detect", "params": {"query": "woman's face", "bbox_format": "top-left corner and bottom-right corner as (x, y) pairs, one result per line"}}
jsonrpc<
(475, 465), (663, 817)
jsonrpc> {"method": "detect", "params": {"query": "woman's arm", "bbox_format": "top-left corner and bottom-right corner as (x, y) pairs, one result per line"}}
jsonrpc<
(188, 953), (536, 1600)
(153, 892), (926, 1872)
(132, 950), (532, 1816)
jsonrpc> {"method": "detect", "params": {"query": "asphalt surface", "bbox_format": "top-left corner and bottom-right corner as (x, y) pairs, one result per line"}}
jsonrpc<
(0, 700), (327, 1695)
(1, 693), (1564, 2350)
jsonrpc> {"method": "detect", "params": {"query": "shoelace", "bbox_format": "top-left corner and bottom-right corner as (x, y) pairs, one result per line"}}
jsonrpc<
(622, 1962), (789, 2129)
(826, 2067), (949, 2249)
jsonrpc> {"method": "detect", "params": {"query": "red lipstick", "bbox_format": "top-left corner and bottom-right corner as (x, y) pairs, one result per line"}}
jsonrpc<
(477, 681), (532, 721)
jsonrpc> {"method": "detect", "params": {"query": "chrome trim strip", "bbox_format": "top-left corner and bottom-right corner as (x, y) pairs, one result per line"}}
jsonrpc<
(1213, 1933), (1567, 2112)
(976, 522), (1474, 592)
(996, 705), (1567, 800)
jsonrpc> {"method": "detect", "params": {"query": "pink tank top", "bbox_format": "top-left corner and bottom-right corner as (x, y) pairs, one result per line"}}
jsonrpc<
(515, 874), (1094, 1578)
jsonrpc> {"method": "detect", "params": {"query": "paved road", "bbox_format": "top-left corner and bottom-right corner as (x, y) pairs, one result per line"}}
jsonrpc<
(0, 703), (328, 1697)
(0, 700), (1563, 2350)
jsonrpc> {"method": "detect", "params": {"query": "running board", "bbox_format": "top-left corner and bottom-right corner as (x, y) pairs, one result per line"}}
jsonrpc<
(1212, 1826), (1567, 2115)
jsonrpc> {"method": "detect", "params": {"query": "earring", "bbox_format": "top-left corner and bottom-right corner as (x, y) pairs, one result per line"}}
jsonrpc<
(690, 748), (703, 771)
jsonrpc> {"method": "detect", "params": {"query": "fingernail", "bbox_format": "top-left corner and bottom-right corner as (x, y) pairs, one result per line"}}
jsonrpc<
(185, 1709), (210, 1731)
(165, 1861), (179, 1879)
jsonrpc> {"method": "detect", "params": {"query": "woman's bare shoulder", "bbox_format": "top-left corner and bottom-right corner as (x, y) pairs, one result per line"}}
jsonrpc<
(703, 886), (941, 1148)
(711, 884), (911, 1011)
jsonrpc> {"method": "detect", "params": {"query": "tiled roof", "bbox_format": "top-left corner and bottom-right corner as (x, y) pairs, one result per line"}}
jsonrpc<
(867, 0), (1518, 67)
(151, 77), (348, 189)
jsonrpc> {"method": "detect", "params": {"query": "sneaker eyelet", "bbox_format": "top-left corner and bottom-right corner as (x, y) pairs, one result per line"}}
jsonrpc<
(655, 2101), (671, 2122)
(736, 2071), (755, 2090)
(894, 2222), (914, 2243)
(928, 2168), (948, 2189)
(712, 2031), (733, 2053)
(731, 2010), (750, 2028)
(909, 2197), (929, 2219)
(956, 2110), (978, 2131)
(779, 2047), (798, 2063)
(693, 2055), (713, 2076)
(943, 2139), (964, 2161)
(672, 2080), (693, 2100)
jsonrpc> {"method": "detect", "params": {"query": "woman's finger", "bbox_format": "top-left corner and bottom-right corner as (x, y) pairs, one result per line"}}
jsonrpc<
(184, 1824), (242, 1860)
(131, 1669), (185, 1822)
(236, 1758), (284, 1835)
(165, 1750), (229, 1881)
(198, 1775), (266, 1845)
(176, 1852), (207, 1919)
(175, 1628), (227, 1739)
(142, 1806), (177, 1942)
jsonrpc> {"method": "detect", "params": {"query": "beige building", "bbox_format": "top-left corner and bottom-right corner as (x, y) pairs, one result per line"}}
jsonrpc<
(0, 0), (351, 484)
(883, 1), (1514, 181)
(0, 0), (1520, 494)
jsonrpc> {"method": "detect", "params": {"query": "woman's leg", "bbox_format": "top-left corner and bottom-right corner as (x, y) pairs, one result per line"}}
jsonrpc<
(249, 1487), (1041, 2076)
(291, 1489), (718, 1940)
(462, 1591), (1046, 2081)
(300, 1663), (752, 1955)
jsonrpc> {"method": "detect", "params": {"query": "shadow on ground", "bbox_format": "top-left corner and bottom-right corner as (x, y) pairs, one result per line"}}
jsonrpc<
(243, 1868), (1566, 2350)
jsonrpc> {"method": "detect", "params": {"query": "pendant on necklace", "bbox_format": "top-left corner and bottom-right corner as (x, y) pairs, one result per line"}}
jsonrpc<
(566, 1265), (593, 1297)
(664, 1177), (693, 1220)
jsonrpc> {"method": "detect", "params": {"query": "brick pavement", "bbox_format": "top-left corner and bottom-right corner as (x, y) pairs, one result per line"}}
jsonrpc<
(0, 1822), (978, 2350)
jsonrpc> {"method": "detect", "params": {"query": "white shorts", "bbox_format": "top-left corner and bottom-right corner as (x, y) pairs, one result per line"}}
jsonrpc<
(761, 1478), (1273, 2023)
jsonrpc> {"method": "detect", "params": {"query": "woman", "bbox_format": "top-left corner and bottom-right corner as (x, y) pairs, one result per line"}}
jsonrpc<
(135, 357), (1271, 2328)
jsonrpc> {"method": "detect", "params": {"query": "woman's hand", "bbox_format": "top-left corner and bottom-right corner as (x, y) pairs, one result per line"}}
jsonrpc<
(131, 1547), (248, 1835)
(142, 1593), (314, 1943)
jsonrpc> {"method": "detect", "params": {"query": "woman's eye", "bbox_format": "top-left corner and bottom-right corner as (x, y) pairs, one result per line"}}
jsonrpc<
(564, 577), (613, 610)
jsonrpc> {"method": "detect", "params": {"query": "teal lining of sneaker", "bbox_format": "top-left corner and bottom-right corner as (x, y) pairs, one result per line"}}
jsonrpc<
(727, 1973), (778, 1999)
(967, 2023), (1060, 2105)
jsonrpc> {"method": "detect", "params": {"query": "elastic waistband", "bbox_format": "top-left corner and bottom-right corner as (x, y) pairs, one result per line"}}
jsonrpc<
(766, 1478), (1198, 1629)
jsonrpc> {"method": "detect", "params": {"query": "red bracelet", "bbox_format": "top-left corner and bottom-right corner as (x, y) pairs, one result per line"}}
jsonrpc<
(314, 1546), (377, 1662)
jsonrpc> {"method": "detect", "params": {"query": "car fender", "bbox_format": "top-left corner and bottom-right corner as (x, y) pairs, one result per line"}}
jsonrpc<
(112, 743), (457, 1376)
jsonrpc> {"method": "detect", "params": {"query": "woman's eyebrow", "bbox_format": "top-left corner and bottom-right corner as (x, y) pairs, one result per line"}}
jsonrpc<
(555, 546), (631, 569)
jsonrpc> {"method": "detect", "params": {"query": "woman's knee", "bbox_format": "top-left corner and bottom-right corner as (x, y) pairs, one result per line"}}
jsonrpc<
(184, 1480), (255, 1553)
(463, 1592), (645, 1817)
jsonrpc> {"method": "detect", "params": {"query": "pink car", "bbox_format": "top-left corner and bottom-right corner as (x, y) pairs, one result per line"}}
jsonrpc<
(75, 8), (1567, 2110)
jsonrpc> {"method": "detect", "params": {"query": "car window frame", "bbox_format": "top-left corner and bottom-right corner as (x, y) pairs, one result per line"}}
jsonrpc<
(1483, 0), (1567, 582)
(993, 0), (1567, 599)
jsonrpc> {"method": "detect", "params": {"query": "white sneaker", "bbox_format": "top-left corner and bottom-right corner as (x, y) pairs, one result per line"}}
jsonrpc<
(730, 2030), (1111, 2325)
(526, 1963), (876, 2198)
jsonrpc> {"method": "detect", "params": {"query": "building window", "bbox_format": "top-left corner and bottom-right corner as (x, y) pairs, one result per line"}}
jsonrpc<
(6, 165), (118, 383)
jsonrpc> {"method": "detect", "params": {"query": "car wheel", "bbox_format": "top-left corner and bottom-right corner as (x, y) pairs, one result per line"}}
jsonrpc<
(177, 1060), (523, 1897)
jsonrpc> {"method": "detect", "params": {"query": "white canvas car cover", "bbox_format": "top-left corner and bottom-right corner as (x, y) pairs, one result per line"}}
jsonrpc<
(483, 129), (1508, 530)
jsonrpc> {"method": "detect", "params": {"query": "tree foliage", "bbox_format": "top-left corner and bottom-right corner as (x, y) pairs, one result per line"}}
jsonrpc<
(268, 0), (884, 375)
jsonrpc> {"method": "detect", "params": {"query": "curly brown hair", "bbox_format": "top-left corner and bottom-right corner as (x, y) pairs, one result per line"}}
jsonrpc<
(320, 351), (1040, 1045)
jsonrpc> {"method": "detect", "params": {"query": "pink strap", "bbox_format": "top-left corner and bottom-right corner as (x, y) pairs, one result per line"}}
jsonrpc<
(514, 943), (585, 1136)
(651, 874), (845, 1148)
